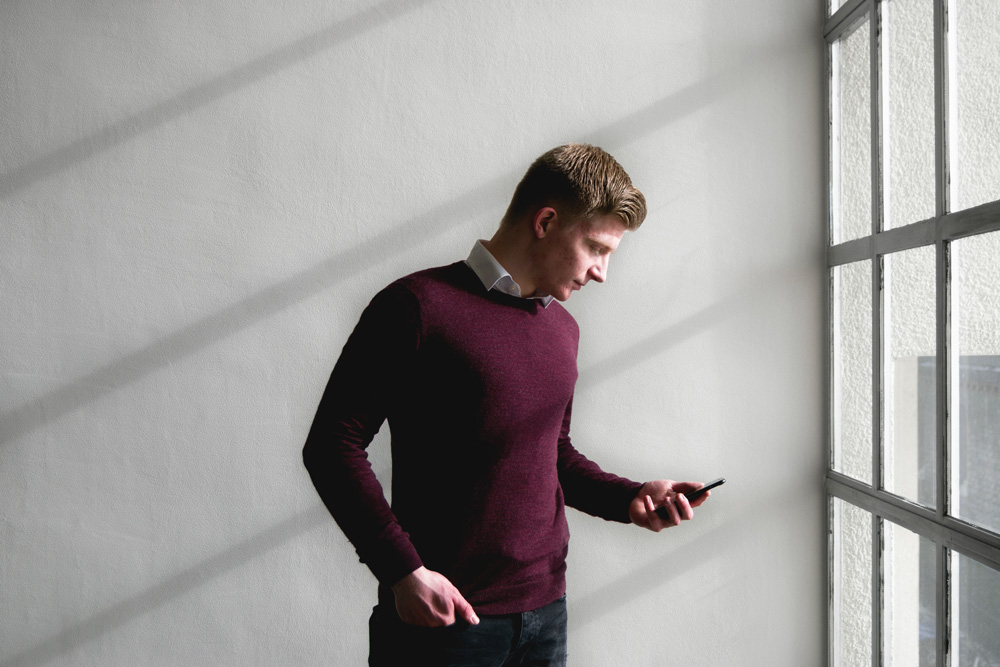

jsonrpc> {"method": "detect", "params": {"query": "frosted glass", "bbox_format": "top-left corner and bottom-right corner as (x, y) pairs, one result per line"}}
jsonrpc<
(952, 0), (1000, 211)
(834, 261), (873, 484)
(834, 498), (873, 667)
(885, 246), (936, 506)
(833, 17), (872, 244)
(953, 552), (1000, 666)
(884, 0), (936, 228)
(884, 521), (936, 666)
(953, 232), (1000, 535)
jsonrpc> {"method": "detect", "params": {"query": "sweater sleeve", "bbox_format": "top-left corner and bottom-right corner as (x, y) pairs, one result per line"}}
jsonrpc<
(556, 396), (644, 523)
(302, 283), (424, 586)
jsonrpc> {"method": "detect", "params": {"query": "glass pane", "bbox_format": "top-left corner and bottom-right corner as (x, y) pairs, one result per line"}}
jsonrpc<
(953, 232), (1000, 534)
(834, 261), (873, 484)
(884, 0), (936, 228)
(833, 17), (873, 244)
(884, 521), (936, 666)
(952, 0), (1000, 211)
(833, 498), (873, 666)
(952, 551), (1000, 666)
(885, 246), (936, 506)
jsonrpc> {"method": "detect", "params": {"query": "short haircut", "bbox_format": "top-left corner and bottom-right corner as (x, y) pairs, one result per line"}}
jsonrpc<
(502, 143), (647, 230)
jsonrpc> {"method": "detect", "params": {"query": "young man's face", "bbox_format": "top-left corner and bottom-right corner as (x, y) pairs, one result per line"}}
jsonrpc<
(532, 213), (627, 302)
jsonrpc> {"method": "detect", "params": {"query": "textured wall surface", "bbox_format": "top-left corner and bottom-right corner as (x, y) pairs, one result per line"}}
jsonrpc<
(1, 2), (825, 665)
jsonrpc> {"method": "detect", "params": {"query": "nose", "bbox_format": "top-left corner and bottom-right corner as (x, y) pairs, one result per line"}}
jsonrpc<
(588, 256), (608, 283)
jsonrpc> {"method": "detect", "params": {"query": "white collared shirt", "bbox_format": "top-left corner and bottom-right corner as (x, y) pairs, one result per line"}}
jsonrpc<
(464, 240), (554, 308)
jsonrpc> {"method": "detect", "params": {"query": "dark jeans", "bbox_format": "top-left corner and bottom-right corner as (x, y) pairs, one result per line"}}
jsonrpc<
(368, 595), (568, 667)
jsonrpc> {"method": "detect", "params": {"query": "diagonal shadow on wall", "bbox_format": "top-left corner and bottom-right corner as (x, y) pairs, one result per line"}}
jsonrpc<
(0, 0), (435, 200)
(0, 504), (331, 667)
(566, 512), (748, 630)
(0, 33), (800, 447)
(0, 26), (816, 664)
(564, 479), (804, 631)
(576, 260), (817, 391)
(0, 261), (818, 667)
(0, 174), (506, 447)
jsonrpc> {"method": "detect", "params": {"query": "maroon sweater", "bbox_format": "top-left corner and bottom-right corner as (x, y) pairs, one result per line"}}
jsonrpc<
(303, 262), (642, 614)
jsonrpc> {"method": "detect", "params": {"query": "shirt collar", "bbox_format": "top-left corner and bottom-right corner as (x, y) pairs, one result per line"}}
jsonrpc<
(464, 240), (554, 308)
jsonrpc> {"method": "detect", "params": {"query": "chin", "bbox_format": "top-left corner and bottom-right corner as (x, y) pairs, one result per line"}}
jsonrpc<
(554, 288), (574, 302)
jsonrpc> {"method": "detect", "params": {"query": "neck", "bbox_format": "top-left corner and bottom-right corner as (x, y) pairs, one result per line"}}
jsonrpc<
(483, 224), (538, 297)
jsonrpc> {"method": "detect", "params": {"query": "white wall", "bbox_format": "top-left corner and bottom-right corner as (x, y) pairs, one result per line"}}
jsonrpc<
(0, 2), (825, 665)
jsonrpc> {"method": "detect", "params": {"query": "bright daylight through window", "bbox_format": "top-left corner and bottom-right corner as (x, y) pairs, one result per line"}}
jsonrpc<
(825, 0), (1000, 665)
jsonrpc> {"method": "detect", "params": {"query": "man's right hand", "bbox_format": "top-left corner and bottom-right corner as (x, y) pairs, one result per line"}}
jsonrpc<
(391, 566), (480, 627)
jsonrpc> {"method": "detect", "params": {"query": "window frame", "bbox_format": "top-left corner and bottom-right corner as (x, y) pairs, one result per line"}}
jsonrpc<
(824, 0), (1000, 665)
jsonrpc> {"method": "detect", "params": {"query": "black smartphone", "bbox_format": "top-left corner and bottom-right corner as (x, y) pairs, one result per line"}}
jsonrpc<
(655, 477), (725, 520)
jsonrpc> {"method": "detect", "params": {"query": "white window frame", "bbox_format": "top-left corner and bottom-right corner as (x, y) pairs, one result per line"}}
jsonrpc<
(825, 0), (1000, 665)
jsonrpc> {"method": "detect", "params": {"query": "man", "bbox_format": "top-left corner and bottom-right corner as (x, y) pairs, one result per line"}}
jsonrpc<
(303, 144), (711, 666)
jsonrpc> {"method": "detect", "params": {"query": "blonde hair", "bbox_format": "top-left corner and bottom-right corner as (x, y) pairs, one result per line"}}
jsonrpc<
(502, 143), (647, 230)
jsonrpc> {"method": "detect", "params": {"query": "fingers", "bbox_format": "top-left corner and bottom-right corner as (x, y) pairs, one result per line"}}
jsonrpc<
(648, 493), (693, 531)
(657, 494), (678, 523)
(674, 493), (694, 520)
(430, 591), (477, 626)
(454, 594), (480, 625)
(392, 567), (479, 627)
(632, 482), (701, 532)
(688, 489), (710, 508)
(642, 494), (675, 531)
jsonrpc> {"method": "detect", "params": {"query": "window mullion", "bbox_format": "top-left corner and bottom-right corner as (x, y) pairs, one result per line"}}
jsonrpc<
(869, 0), (884, 497)
(870, 2), (884, 664)
(935, 242), (950, 667)
(933, 2), (951, 664)
(935, 230), (951, 531)
(937, 544), (950, 667)
(873, 514), (885, 667)
(933, 0), (950, 220)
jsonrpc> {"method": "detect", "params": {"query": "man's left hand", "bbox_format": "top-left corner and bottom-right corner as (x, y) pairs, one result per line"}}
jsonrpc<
(628, 479), (709, 532)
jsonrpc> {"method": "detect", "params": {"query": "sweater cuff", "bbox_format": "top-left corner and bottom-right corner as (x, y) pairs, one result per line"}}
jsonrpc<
(614, 480), (646, 523)
(367, 537), (424, 587)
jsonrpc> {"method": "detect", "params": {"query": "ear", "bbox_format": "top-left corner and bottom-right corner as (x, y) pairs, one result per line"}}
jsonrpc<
(532, 207), (558, 239)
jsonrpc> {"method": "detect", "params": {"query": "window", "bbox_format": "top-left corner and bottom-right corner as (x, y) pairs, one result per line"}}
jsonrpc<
(825, 0), (1000, 665)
